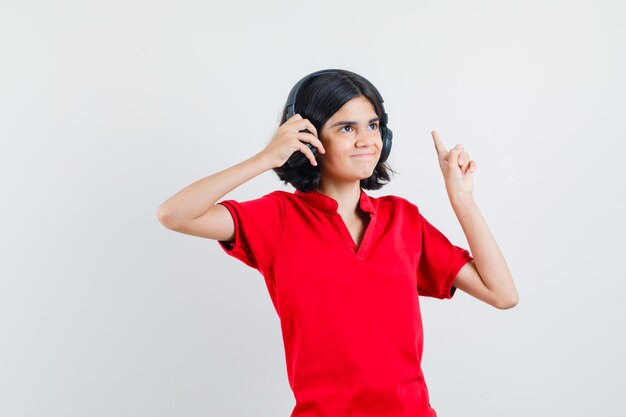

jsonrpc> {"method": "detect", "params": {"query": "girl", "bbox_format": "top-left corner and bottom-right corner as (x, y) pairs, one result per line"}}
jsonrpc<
(157, 69), (518, 416)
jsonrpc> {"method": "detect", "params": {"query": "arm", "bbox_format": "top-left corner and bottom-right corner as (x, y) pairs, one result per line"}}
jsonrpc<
(156, 113), (324, 240)
(430, 130), (518, 309)
(156, 152), (273, 240)
(451, 197), (518, 309)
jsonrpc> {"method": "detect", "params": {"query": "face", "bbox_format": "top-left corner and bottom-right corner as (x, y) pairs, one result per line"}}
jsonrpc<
(317, 95), (383, 186)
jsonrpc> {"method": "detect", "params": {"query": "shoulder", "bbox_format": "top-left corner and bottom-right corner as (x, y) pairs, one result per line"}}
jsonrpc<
(219, 190), (285, 215)
(268, 190), (291, 199)
(265, 190), (294, 205)
(371, 193), (420, 214)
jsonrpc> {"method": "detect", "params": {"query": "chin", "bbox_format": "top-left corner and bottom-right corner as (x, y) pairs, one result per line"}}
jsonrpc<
(358, 170), (376, 180)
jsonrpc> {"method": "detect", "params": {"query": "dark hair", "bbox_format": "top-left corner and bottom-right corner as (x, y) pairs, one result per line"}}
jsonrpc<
(272, 70), (397, 192)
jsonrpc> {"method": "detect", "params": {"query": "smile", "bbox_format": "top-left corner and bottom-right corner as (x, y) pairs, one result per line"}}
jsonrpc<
(351, 153), (375, 159)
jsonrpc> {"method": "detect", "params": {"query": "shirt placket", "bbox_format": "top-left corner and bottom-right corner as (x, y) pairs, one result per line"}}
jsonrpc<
(330, 211), (376, 260)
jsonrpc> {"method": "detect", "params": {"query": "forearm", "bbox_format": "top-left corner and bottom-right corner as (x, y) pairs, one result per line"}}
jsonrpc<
(157, 151), (274, 226)
(450, 195), (518, 303)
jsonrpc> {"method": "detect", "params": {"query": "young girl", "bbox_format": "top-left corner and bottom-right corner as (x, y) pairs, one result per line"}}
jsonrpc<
(157, 69), (518, 416)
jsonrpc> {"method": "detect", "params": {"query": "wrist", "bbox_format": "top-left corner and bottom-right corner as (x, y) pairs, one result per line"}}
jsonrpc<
(252, 150), (277, 171)
(450, 192), (475, 208)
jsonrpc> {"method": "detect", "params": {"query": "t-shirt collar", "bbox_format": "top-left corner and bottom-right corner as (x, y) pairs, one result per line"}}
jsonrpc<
(294, 188), (376, 214)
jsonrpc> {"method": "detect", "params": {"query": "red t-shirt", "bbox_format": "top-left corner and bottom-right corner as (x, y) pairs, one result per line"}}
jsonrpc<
(217, 188), (473, 417)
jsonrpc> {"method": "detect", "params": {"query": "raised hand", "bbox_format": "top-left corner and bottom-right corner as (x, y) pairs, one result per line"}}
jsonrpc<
(262, 114), (326, 168)
(431, 130), (476, 201)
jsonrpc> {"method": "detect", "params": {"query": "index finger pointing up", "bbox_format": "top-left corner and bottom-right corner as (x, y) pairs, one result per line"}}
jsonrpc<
(431, 130), (448, 156)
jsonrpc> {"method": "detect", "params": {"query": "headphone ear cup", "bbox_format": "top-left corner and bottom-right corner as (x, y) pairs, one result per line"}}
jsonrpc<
(378, 126), (393, 163)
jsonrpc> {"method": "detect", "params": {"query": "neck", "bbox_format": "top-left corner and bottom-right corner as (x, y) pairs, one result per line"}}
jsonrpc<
(316, 181), (362, 218)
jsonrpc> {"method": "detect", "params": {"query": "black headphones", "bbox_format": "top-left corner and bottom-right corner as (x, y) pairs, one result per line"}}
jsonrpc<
(284, 69), (393, 168)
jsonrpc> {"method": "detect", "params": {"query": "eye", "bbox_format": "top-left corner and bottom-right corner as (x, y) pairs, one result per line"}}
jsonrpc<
(339, 123), (379, 132)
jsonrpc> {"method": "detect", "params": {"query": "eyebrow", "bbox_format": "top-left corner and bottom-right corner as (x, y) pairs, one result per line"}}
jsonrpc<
(330, 117), (380, 128)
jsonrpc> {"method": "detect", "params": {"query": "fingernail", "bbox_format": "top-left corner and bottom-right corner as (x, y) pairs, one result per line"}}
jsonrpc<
(459, 159), (464, 164)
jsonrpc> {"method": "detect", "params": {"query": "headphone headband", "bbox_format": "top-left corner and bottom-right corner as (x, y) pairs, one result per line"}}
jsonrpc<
(285, 69), (388, 126)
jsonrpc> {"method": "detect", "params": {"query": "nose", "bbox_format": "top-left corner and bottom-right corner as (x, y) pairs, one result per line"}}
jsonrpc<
(355, 130), (380, 148)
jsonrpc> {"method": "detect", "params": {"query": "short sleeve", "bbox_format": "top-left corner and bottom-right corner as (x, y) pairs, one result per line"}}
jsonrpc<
(416, 211), (473, 299)
(216, 192), (284, 274)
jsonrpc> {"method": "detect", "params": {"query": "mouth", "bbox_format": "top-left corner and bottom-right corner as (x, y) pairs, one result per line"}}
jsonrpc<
(351, 152), (376, 158)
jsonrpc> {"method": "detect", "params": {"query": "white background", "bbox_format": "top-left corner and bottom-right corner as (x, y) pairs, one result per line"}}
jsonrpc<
(1, 1), (624, 416)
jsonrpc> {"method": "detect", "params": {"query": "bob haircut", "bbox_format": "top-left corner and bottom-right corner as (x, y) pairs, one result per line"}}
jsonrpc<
(272, 70), (397, 192)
